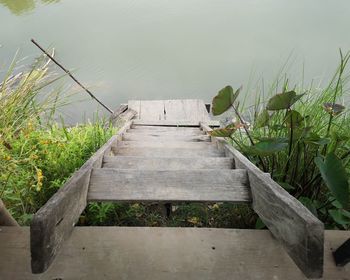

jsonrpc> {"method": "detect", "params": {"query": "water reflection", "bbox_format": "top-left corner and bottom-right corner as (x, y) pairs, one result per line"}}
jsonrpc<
(0, 0), (59, 15)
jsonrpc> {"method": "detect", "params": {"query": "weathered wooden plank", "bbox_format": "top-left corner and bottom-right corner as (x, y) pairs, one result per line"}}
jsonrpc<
(113, 147), (225, 157)
(88, 169), (250, 202)
(128, 100), (165, 120)
(109, 104), (127, 122)
(30, 120), (134, 274)
(128, 129), (207, 138)
(127, 100), (141, 119)
(116, 141), (214, 149)
(108, 106), (136, 127)
(0, 199), (19, 226)
(200, 122), (324, 278)
(163, 99), (210, 122)
(128, 126), (205, 135)
(123, 133), (210, 142)
(130, 125), (203, 132)
(0, 227), (348, 280)
(139, 100), (165, 120)
(133, 120), (200, 126)
(103, 156), (234, 170)
(133, 119), (220, 126)
(128, 99), (210, 122)
(128, 129), (205, 135)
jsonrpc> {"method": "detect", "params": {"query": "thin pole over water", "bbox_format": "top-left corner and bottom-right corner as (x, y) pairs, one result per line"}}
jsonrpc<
(31, 39), (114, 114)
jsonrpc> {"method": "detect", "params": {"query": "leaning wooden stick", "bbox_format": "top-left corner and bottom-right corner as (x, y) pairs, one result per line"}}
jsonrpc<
(31, 39), (114, 114)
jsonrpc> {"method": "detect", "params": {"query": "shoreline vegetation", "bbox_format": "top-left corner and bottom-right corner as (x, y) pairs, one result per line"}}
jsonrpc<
(1, 51), (349, 229)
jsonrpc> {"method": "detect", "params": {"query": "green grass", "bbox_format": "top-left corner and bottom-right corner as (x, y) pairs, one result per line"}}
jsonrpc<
(81, 202), (256, 228)
(212, 50), (350, 229)
(1, 121), (116, 224)
(0, 53), (116, 225)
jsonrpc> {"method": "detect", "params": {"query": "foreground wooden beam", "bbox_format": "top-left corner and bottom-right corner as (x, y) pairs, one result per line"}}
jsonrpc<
(200, 123), (324, 279)
(0, 199), (19, 226)
(1, 227), (347, 280)
(30, 113), (135, 274)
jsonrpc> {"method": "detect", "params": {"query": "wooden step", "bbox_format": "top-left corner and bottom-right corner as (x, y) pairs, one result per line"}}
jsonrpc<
(126, 129), (205, 136)
(116, 141), (215, 149)
(133, 120), (220, 127)
(130, 125), (204, 132)
(113, 147), (224, 157)
(123, 133), (210, 142)
(103, 156), (234, 170)
(88, 169), (251, 202)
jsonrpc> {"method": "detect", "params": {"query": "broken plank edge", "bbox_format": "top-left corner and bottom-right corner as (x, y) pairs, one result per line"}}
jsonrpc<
(30, 119), (134, 274)
(200, 122), (324, 279)
(0, 198), (19, 226)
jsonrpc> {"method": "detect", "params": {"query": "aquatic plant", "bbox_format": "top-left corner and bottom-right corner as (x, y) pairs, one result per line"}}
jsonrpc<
(210, 50), (350, 229)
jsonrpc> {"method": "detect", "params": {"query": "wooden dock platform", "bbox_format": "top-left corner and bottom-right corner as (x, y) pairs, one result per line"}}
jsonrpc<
(0, 227), (348, 280)
(1, 99), (349, 279)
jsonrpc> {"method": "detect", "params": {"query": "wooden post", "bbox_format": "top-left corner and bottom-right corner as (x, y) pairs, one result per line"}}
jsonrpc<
(0, 199), (19, 226)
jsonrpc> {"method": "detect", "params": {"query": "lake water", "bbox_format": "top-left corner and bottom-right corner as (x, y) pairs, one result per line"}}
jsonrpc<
(1, 0), (350, 122)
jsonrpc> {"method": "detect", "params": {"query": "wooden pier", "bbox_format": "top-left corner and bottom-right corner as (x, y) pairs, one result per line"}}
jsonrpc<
(0, 99), (349, 279)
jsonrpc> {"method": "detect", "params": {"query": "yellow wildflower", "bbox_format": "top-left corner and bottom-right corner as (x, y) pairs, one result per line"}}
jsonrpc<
(4, 155), (11, 161)
(36, 168), (44, 192)
(212, 203), (220, 210)
(187, 217), (200, 225)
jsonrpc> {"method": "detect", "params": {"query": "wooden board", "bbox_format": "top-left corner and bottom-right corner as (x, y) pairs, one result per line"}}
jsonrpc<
(127, 129), (205, 135)
(133, 120), (200, 126)
(123, 133), (210, 142)
(30, 120), (134, 274)
(140, 100), (165, 120)
(127, 100), (141, 119)
(88, 169), (250, 203)
(103, 156), (234, 170)
(132, 120), (220, 127)
(113, 147), (225, 157)
(116, 141), (215, 149)
(163, 99), (210, 121)
(128, 99), (210, 122)
(0, 227), (348, 280)
(200, 122), (325, 278)
(130, 126), (204, 131)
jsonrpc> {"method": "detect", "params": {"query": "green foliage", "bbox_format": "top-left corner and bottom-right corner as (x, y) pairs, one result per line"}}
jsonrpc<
(0, 120), (116, 224)
(315, 153), (349, 208)
(245, 138), (288, 156)
(81, 202), (257, 229)
(208, 124), (236, 137)
(0, 55), (116, 225)
(255, 109), (270, 128)
(266, 91), (304, 110)
(212, 50), (350, 229)
(211, 85), (240, 116)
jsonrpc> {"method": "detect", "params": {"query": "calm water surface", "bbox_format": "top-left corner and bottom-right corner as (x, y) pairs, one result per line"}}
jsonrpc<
(1, 0), (350, 121)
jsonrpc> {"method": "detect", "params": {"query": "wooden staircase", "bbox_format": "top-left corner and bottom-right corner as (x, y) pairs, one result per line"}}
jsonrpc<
(88, 125), (251, 203)
(29, 99), (325, 279)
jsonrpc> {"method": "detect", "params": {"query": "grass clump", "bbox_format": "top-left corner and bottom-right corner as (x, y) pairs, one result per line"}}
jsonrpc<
(81, 202), (256, 228)
(0, 53), (116, 224)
